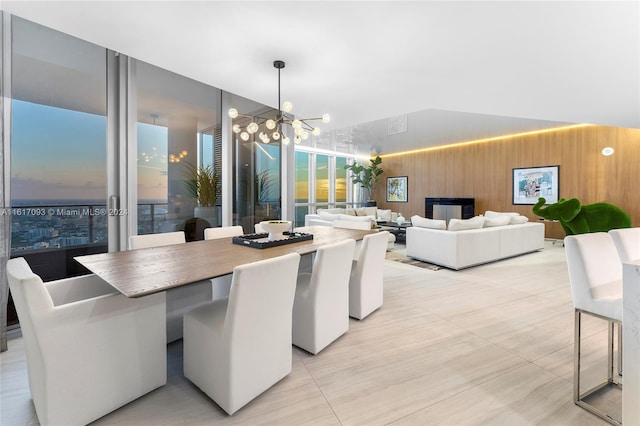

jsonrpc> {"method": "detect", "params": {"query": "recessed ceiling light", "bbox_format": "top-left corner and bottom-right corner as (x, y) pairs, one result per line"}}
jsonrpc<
(601, 147), (614, 156)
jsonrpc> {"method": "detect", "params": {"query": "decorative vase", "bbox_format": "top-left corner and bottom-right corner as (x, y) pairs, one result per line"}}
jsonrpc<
(194, 206), (218, 228)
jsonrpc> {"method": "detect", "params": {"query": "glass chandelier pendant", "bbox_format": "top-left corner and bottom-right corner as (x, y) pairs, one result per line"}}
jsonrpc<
(227, 60), (330, 145)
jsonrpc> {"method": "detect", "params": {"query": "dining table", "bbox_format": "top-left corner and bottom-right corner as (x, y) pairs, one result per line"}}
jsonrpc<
(74, 225), (374, 298)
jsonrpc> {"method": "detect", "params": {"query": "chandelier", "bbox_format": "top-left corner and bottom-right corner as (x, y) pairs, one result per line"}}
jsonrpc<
(228, 60), (330, 145)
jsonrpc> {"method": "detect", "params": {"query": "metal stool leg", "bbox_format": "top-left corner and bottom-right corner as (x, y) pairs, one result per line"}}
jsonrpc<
(574, 309), (622, 426)
(618, 324), (623, 377)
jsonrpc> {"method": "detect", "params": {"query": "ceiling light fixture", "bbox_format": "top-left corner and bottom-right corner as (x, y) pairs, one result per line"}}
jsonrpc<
(228, 60), (330, 145)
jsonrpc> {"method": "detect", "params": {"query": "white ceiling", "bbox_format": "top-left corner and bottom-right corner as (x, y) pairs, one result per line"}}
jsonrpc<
(2, 1), (639, 154)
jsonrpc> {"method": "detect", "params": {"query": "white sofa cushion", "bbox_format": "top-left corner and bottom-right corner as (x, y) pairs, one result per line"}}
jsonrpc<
(483, 215), (511, 227)
(448, 216), (485, 231)
(510, 215), (529, 224)
(317, 208), (344, 215)
(356, 207), (378, 217)
(485, 210), (520, 217)
(339, 214), (374, 223)
(411, 215), (446, 230)
(318, 212), (341, 222)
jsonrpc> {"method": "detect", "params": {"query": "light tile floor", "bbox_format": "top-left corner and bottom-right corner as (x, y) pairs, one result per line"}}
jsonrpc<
(1, 241), (615, 425)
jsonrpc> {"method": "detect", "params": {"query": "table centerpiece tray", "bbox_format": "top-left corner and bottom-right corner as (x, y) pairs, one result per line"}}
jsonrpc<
(232, 231), (313, 249)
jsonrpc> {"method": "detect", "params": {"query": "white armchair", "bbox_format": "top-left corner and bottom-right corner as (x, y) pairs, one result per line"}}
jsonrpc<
(6, 257), (167, 426)
(609, 227), (640, 263)
(129, 231), (212, 343)
(349, 231), (389, 320)
(183, 252), (300, 415)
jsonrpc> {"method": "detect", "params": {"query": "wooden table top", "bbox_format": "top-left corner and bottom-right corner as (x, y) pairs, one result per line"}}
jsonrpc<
(74, 226), (373, 298)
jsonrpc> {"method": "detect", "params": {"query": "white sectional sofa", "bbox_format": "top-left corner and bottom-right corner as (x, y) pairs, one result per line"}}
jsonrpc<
(304, 207), (397, 227)
(406, 212), (545, 269)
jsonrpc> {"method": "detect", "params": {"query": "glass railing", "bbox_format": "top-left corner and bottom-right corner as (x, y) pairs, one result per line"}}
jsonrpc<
(9, 202), (171, 254)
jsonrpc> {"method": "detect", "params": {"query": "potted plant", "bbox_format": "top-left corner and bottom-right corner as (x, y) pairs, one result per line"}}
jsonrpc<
(344, 155), (383, 206)
(184, 162), (220, 227)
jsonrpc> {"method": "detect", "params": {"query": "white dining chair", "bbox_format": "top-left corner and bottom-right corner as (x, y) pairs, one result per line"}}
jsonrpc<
(183, 252), (300, 415)
(129, 231), (212, 343)
(204, 225), (244, 240)
(6, 257), (167, 426)
(254, 223), (265, 233)
(333, 220), (370, 259)
(565, 232), (622, 425)
(349, 231), (389, 320)
(293, 239), (356, 354)
(204, 226), (244, 299)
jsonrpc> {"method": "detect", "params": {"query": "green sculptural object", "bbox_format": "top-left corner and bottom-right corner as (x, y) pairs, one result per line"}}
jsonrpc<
(533, 197), (632, 235)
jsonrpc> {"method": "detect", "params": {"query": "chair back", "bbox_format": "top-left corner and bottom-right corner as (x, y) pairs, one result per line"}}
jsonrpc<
(565, 233), (622, 313)
(309, 239), (356, 306)
(183, 218), (211, 242)
(129, 231), (185, 249)
(224, 253), (300, 358)
(350, 231), (389, 318)
(204, 226), (243, 240)
(6, 258), (53, 415)
(609, 227), (640, 263)
(333, 220), (372, 230)
(355, 231), (389, 273)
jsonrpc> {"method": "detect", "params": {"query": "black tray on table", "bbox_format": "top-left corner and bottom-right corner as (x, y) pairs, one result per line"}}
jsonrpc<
(232, 232), (313, 249)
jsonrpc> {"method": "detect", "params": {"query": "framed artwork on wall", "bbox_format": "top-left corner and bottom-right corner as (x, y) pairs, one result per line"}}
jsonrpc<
(386, 176), (408, 202)
(512, 165), (560, 205)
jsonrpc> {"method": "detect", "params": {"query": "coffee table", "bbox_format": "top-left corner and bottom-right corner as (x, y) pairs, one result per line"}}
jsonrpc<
(377, 221), (412, 242)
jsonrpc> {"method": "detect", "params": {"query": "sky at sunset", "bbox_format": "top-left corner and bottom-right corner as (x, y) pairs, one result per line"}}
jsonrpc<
(11, 100), (168, 202)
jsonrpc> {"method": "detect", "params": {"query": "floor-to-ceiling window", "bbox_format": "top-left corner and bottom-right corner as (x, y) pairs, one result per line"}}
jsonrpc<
(315, 154), (329, 210)
(10, 17), (108, 261)
(228, 97), (282, 233)
(293, 146), (356, 226)
(294, 151), (310, 225)
(336, 156), (347, 207)
(135, 60), (221, 235)
(1, 14), (279, 331)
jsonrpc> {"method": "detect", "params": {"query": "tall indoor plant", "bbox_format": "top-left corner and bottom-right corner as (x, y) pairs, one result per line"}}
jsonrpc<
(344, 155), (383, 205)
(184, 162), (220, 226)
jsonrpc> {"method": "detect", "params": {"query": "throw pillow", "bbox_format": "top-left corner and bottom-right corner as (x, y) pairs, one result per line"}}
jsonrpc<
(318, 212), (340, 222)
(485, 210), (520, 218)
(343, 208), (357, 216)
(448, 216), (485, 231)
(483, 215), (511, 227)
(411, 215), (446, 230)
(357, 207), (378, 217)
(317, 208), (344, 215)
(377, 209), (392, 221)
(510, 215), (529, 224)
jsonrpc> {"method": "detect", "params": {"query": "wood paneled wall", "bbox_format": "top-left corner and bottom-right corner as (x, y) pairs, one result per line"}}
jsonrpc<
(373, 125), (640, 239)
